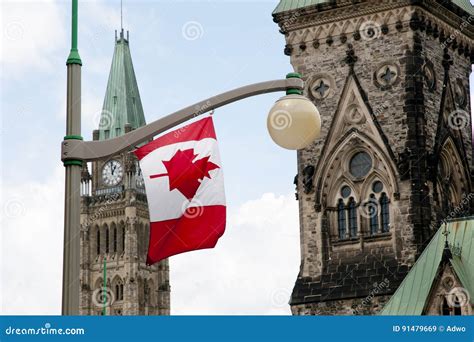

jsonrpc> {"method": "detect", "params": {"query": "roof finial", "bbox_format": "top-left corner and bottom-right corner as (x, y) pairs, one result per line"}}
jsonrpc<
(121, 0), (123, 31)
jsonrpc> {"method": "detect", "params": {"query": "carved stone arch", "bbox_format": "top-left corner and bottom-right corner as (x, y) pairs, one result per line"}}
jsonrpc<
(381, 11), (391, 25)
(316, 129), (399, 209)
(340, 20), (350, 36)
(328, 176), (359, 206)
(328, 21), (340, 38)
(111, 275), (122, 288)
(300, 29), (312, 44)
(94, 277), (103, 290)
(435, 137), (470, 215)
(111, 275), (123, 301)
(360, 170), (394, 200)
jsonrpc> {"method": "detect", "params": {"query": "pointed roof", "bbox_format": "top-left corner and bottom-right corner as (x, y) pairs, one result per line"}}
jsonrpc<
(380, 218), (474, 315)
(98, 30), (146, 140)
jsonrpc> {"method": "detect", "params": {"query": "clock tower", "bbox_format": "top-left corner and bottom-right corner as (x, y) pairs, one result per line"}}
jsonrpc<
(79, 29), (170, 315)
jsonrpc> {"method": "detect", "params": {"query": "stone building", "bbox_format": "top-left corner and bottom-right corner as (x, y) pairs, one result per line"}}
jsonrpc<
(79, 29), (170, 315)
(273, 0), (473, 315)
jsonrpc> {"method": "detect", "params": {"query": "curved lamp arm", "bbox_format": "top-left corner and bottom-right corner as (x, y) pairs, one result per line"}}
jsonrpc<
(62, 77), (303, 162)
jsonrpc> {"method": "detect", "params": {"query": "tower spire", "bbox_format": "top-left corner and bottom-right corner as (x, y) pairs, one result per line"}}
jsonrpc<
(121, 0), (123, 31)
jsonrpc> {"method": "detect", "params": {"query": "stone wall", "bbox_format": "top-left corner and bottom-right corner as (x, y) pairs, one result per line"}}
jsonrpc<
(274, 0), (473, 315)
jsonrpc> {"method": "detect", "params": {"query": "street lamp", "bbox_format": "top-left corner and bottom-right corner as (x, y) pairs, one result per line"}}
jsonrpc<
(267, 76), (321, 150)
(61, 0), (321, 315)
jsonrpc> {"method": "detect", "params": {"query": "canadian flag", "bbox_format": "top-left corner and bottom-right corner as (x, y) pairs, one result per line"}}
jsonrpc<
(134, 117), (226, 265)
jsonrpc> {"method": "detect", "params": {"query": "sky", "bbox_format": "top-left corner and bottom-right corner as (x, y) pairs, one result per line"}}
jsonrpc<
(0, 0), (473, 315)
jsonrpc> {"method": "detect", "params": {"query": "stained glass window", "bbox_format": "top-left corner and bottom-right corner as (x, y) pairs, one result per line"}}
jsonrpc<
(349, 152), (372, 178)
(348, 197), (358, 237)
(380, 193), (390, 232)
(368, 194), (379, 235)
(337, 199), (346, 239)
(341, 186), (352, 198)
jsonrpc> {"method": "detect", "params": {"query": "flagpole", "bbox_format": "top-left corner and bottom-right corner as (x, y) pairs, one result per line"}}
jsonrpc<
(62, 0), (82, 315)
(103, 258), (107, 316)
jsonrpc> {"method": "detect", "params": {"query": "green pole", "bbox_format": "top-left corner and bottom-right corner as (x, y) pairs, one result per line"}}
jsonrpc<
(67, 0), (82, 65)
(62, 0), (82, 315)
(103, 258), (107, 316)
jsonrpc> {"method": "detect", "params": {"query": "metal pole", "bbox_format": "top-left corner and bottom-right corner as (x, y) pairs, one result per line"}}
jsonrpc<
(62, 0), (82, 315)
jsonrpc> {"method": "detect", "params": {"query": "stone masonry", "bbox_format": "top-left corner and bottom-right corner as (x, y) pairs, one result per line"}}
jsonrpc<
(273, 0), (473, 315)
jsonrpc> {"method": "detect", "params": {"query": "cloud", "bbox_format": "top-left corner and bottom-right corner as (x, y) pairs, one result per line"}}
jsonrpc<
(0, 181), (299, 315)
(1, 0), (67, 77)
(170, 193), (300, 315)
(1, 165), (64, 314)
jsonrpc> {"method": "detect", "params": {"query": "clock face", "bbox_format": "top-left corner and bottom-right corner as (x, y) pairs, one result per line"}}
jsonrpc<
(136, 162), (145, 188)
(102, 160), (123, 186)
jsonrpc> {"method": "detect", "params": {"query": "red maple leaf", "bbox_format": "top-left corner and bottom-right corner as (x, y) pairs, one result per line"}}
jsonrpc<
(150, 149), (220, 200)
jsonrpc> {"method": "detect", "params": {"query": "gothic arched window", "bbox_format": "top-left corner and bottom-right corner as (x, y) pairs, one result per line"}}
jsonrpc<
(348, 197), (357, 238)
(380, 193), (390, 232)
(122, 226), (125, 253)
(105, 228), (110, 254)
(453, 296), (462, 315)
(96, 229), (101, 256)
(368, 194), (379, 235)
(113, 226), (117, 253)
(120, 284), (124, 301)
(337, 199), (346, 239)
(442, 297), (450, 315)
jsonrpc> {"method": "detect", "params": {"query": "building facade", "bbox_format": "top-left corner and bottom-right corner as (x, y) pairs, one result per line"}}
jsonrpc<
(79, 30), (170, 315)
(273, 0), (473, 315)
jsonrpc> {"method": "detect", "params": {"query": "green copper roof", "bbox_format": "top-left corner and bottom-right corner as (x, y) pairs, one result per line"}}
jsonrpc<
(98, 30), (146, 140)
(273, 0), (328, 14)
(380, 219), (474, 315)
(273, 0), (473, 15)
(452, 0), (474, 15)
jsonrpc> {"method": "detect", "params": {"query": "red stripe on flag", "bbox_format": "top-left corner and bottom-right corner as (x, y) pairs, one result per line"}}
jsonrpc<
(146, 205), (226, 265)
(135, 117), (217, 160)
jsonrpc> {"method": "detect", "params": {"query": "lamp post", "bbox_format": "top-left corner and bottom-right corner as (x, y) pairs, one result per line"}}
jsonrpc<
(61, 0), (321, 315)
(62, 0), (82, 315)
